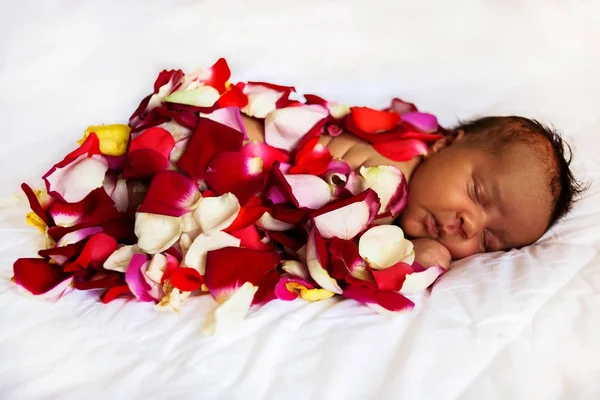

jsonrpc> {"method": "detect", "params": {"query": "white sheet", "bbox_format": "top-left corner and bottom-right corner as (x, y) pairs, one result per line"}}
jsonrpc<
(1, 1), (600, 399)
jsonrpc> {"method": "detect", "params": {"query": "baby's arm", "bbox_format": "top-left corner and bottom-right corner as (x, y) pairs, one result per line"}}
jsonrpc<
(412, 238), (451, 270)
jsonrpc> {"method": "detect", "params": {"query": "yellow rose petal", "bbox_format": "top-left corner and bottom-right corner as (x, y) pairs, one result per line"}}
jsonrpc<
(79, 124), (131, 156)
(26, 211), (46, 233)
(285, 282), (335, 302)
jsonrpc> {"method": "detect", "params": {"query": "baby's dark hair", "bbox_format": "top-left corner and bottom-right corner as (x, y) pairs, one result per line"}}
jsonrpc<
(453, 116), (585, 228)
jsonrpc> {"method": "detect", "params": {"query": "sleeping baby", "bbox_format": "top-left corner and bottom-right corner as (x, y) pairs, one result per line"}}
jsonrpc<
(242, 114), (583, 269)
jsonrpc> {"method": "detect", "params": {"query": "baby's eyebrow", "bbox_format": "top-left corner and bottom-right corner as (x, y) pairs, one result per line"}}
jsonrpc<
(486, 176), (511, 248)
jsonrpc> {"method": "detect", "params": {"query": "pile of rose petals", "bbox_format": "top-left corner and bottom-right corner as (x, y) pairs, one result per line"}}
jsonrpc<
(12, 58), (446, 334)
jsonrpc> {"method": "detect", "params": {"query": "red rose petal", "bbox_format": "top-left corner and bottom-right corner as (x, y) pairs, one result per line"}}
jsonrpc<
(72, 271), (125, 291)
(38, 241), (86, 265)
(370, 262), (414, 291)
(267, 229), (307, 252)
(217, 83), (249, 109)
(241, 141), (290, 176)
(169, 267), (205, 292)
(137, 171), (200, 217)
(64, 233), (118, 272)
(223, 196), (268, 232)
(229, 224), (273, 251)
(204, 247), (281, 303)
(342, 286), (414, 314)
(329, 238), (371, 282)
(372, 139), (429, 162)
(252, 269), (281, 305)
(205, 152), (265, 206)
(202, 107), (248, 140)
(177, 118), (244, 180)
(13, 258), (71, 295)
(306, 227), (342, 294)
(350, 107), (400, 134)
(100, 285), (132, 303)
(129, 127), (175, 157)
(289, 136), (333, 176)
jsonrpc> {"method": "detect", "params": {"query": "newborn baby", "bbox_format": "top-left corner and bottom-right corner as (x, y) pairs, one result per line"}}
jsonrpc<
(242, 115), (582, 269)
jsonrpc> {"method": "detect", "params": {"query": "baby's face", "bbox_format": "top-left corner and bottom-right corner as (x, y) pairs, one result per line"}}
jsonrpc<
(399, 138), (553, 259)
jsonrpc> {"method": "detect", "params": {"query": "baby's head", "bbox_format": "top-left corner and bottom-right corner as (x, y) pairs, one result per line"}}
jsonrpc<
(398, 116), (584, 259)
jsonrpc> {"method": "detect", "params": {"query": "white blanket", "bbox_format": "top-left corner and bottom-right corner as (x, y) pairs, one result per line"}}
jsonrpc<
(1, 1), (599, 399)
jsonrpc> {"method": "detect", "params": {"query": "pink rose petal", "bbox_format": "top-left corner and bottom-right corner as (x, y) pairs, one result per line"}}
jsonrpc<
(201, 107), (248, 140)
(310, 189), (380, 240)
(264, 105), (329, 151)
(388, 98), (418, 115)
(401, 112), (438, 133)
(125, 253), (154, 302)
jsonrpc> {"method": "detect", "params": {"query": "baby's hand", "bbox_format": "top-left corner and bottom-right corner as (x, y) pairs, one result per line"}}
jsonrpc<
(411, 238), (451, 270)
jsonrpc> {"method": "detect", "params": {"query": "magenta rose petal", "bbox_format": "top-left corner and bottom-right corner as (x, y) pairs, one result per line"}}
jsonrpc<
(204, 246), (281, 303)
(177, 118), (244, 180)
(306, 227), (342, 294)
(12, 258), (71, 295)
(205, 152), (265, 206)
(138, 171), (200, 217)
(125, 253), (154, 302)
(388, 98), (418, 115)
(401, 112), (438, 133)
(343, 286), (414, 315)
(310, 189), (379, 240)
(264, 105), (329, 151)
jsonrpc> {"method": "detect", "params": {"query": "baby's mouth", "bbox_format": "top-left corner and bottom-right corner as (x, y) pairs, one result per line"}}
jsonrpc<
(425, 212), (440, 238)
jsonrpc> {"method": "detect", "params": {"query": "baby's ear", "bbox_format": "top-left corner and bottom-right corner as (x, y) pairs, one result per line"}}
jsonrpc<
(429, 129), (465, 155)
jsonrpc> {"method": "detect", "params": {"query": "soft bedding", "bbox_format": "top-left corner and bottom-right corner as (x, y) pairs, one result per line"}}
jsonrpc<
(1, 1), (600, 399)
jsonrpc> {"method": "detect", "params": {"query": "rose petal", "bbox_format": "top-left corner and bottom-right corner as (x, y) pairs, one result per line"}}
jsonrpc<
(100, 285), (132, 303)
(79, 124), (131, 156)
(372, 139), (429, 162)
(205, 152), (265, 206)
(129, 127), (175, 157)
(175, 58), (231, 94)
(255, 211), (295, 232)
(289, 137), (333, 176)
(204, 247), (281, 303)
(343, 286), (414, 316)
(311, 189), (379, 240)
(359, 165), (408, 217)
(242, 82), (295, 118)
(217, 83), (249, 109)
(72, 271), (125, 291)
(44, 154), (108, 204)
(169, 267), (204, 292)
(138, 171), (200, 217)
(193, 193), (240, 235)
(252, 269), (281, 305)
(350, 107), (400, 134)
(267, 229), (306, 252)
(229, 224), (272, 251)
(65, 232), (118, 272)
(371, 262), (414, 291)
(169, 139), (189, 164)
(164, 86), (220, 107)
(39, 241), (86, 265)
(202, 281), (258, 336)
(177, 118), (244, 180)
(184, 231), (241, 274)
(358, 225), (415, 270)
(281, 259), (310, 280)
(283, 174), (332, 209)
(306, 227), (342, 294)
(201, 107), (248, 140)
(123, 127), (175, 179)
(110, 178), (128, 213)
(399, 265), (446, 295)
(56, 226), (103, 247)
(12, 258), (71, 295)
(158, 120), (193, 142)
(329, 238), (371, 282)
(21, 184), (53, 227)
(49, 188), (121, 229)
(401, 112), (438, 133)
(264, 105), (329, 151)
(241, 141), (290, 175)
(388, 98), (418, 115)
(135, 212), (182, 254)
(104, 245), (140, 273)
(223, 196), (268, 232)
(125, 253), (154, 302)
